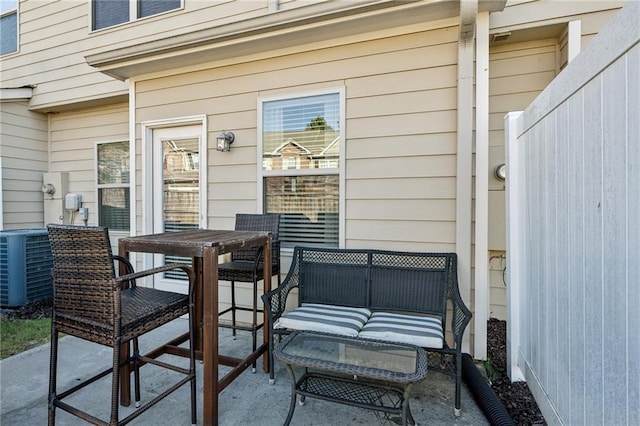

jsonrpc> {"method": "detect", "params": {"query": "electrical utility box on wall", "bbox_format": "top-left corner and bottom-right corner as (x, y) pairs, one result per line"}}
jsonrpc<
(0, 229), (53, 307)
(43, 172), (68, 225)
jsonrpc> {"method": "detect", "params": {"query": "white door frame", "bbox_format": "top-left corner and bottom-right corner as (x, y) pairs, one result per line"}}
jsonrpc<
(139, 115), (208, 283)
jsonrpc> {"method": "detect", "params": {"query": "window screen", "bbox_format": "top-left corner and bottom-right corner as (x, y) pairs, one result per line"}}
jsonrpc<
(0, 0), (17, 55)
(93, 0), (180, 30)
(93, 0), (129, 30)
(139, 0), (181, 18)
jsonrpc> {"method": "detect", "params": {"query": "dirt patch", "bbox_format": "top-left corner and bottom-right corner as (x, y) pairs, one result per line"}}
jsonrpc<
(1, 299), (53, 320)
(487, 318), (546, 425)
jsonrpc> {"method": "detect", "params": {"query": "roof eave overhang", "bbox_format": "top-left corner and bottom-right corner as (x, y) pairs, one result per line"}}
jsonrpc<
(86, 0), (506, 80)
(0, 87), (34, 100)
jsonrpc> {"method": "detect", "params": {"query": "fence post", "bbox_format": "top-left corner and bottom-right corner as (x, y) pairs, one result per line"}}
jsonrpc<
(504, 111), (525, 382)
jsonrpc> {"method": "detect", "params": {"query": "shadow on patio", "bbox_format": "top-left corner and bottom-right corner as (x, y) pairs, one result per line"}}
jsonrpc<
(0, 318), (490, 425)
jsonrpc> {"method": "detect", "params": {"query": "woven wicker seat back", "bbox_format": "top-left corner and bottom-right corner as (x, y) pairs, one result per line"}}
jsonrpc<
(48, 225), (117, 331)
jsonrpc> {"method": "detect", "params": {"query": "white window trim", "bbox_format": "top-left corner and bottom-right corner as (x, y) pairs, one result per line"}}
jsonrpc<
(567, 20), (581, 64)
(257, 87), (346, 249)
(95, 139), (131, 231)
(140, 115), (208, 237)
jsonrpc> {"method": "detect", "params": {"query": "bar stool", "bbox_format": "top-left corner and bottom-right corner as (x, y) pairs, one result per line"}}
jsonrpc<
(218, 213), (281, 372)
(46, 224), (197, 425)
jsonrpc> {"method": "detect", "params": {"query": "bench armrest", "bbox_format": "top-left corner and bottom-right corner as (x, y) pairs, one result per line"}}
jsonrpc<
(449, 286), (472, 350)
(446, 254), (472, 351)
(261, 271), (297, 325)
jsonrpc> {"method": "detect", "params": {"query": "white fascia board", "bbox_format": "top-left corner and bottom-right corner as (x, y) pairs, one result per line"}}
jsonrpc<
(0, 87), (33, 100)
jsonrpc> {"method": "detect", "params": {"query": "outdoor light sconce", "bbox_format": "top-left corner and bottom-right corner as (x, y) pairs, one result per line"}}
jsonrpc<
(494, 163), (506, 181)
(216, 131), (235, 152)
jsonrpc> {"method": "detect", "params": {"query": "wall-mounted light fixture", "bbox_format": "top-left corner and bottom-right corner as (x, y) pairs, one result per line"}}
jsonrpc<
(216, 131), (235, 152)
(494, 163), (506, 181)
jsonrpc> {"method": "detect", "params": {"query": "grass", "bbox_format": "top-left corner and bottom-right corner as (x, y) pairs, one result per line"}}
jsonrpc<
(0, 317), (51, 360)
(483, 356), (501, 383)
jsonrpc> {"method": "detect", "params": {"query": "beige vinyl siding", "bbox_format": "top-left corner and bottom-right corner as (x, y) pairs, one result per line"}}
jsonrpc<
(487, 38), (558, 320)
(1, 2), (128, 111)
(489, 251), (507, 319)
(134, 24), (459, 253)
(48, 103), (129, 230)
(0, 101), (48, 229)
(558, 27), (569, 71)
(2, 0), (319, 111)
(490, 0), (626, 30)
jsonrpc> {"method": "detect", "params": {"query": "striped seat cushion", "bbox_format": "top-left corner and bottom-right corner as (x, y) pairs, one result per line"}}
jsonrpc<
(274, 303), (371, 337)
(358, 312), (444, 349)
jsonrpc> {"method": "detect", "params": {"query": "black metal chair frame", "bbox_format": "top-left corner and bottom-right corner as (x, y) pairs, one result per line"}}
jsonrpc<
(46, 224), (197, 426)
(217, 213), (281, 372)
(262, 247), (472, 416)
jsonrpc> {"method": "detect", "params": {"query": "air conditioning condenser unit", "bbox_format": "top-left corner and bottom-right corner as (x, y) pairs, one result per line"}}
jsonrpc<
(0, 229), (53, 307)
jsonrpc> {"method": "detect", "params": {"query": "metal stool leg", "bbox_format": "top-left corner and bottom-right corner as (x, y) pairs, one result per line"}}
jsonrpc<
(230, 280), (237, 339)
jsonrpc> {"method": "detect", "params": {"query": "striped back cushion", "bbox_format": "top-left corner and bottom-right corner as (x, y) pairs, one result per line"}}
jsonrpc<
(274, 303), (371, 337)
(358, 311), (444, 349)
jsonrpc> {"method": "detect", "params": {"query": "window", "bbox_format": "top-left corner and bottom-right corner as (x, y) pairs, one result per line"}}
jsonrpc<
(97, 141), (130, 231)
(0, 0), (17, 56)
(92, 0), (181, 31)
(261, 91), (342, 248)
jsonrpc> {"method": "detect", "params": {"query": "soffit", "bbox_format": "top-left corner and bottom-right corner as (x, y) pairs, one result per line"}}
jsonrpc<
(490, 23), (566, 46)
(87, 0), (506, 80)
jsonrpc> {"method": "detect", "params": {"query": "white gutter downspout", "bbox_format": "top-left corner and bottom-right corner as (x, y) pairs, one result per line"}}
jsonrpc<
(473, 11), (490, 361)
(267, 0), (278, 13)
(456, 0), (477, 355)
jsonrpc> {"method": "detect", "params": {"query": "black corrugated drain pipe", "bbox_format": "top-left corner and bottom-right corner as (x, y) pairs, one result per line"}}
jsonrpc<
(462, 353), (515, 426)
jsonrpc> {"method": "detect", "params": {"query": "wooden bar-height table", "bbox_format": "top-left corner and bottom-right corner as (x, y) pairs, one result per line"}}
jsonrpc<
(118, 229), (272, 426)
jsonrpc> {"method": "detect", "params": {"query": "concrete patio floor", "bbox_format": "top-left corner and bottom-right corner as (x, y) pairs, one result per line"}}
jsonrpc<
(0, 318), (489, 425)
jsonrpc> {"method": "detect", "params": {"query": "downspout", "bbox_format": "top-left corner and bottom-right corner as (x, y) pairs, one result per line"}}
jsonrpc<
(267, 0), (279, 13)
(456, 0), (477, 354)
(474, 11), (490, 361)
(128, 80), (138, 270)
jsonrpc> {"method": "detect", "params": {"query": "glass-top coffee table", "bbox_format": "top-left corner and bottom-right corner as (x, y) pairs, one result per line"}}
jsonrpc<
(274, 331), (428, 425)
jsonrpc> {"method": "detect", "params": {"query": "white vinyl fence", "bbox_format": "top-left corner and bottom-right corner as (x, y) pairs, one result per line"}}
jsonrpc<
(506, 3), (639, 425)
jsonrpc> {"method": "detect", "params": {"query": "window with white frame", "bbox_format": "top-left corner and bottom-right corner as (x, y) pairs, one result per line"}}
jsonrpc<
(92, 0), (181, 31)
(97, 141), (130, 231)
(261, 91), (342, 249)
(0, 0), (17, 56)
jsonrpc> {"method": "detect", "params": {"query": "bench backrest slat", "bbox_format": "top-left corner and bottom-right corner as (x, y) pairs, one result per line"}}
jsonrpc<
(369, 251), (450, 316)
(298, 248), (370, 307)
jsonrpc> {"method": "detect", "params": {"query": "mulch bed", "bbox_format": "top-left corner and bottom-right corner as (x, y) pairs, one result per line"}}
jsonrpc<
(1, 299), (53, 321)
(487, 318), (546, 425)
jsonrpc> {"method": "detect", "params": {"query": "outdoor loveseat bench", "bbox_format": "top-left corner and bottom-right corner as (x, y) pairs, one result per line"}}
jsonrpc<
(262, 246), (473, 415)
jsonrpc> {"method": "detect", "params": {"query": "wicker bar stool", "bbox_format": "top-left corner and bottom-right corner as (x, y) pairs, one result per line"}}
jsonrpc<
(218, 213), (281, 372)
(46, 224), (197, 426)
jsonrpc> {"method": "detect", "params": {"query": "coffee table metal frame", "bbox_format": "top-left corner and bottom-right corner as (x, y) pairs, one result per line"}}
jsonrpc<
(274, 331), (428, 426)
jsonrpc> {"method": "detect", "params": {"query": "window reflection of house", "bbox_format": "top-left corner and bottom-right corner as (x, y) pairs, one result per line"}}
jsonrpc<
(162, 139), (199, 228)
(312, 136), (339, 169)
(263, 132), (340, 170)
